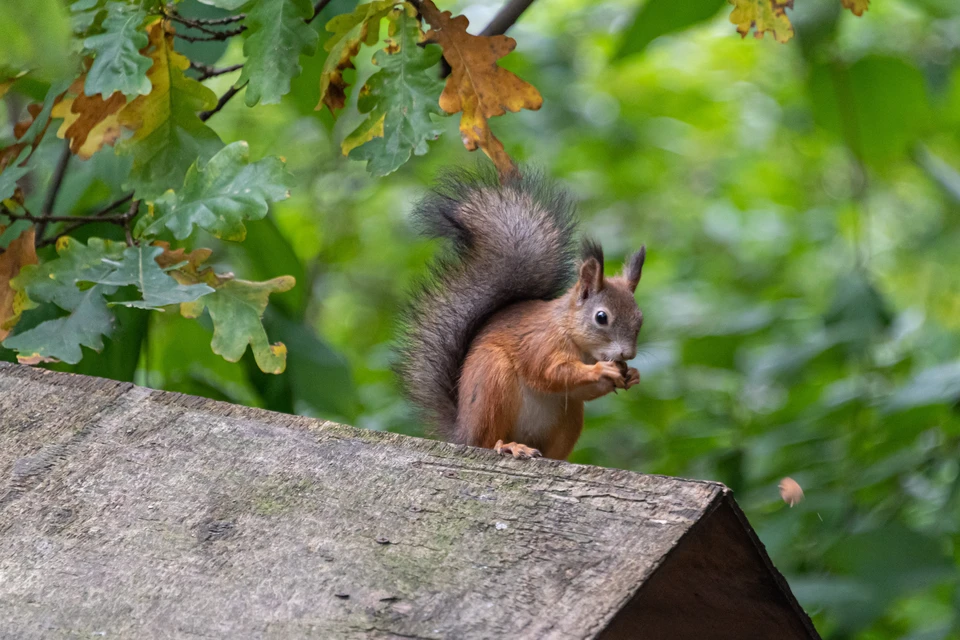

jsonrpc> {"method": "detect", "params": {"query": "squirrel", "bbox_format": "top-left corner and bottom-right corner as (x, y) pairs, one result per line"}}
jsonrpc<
(396, 167), (645, 461)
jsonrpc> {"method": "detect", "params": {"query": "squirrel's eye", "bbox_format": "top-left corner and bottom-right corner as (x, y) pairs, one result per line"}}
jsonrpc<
(595, 310), (608, 325)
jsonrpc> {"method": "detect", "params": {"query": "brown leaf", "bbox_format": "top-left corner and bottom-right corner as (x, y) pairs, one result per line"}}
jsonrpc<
(728, 0), (794, 44)
(13, 104), (44, 140)
(840, 0), (869, 16)
(0, 226), (38, 341)
(152, 241), (229, 291)
(778, 477), (804, 507)
(419, 0), (542, 175)
(52, 78), (127, 160)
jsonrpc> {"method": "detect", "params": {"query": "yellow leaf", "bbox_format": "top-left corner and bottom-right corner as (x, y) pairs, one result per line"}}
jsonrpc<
(728, 0), (794, 44)
(841, 0), (869, 16)
(52, 78), (127, 160)
(341, 112), (385, 155)
(0, 226), (38, 340)
(419, 0), (542, 176)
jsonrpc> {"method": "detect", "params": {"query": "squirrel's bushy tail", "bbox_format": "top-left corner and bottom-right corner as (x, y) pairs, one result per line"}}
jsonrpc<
(395, 166), (577, 440)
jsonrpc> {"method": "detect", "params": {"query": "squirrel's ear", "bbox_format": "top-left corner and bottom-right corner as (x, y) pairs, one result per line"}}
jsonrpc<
(577, 258), (604, 302)
(623, 245), (646, 293)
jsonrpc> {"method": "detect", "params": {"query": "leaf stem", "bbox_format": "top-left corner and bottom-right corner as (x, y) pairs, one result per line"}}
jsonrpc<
(37, 142), (72, 240)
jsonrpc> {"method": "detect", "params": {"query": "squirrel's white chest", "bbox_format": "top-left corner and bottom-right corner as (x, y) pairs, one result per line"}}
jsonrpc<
(513, 385), (565, 445)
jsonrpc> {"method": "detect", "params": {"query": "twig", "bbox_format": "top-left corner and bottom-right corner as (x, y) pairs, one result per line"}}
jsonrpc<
(190, 61), (244, 80)
(6, 210), (130, 225)
(309, 0), (334, 23)
(122, 199), (139, 247)
(480, 0), (536, 36)
(35, 192), (135, 248)
(200, 85), (242, 121)
(185, 13), (245, 25)
(174, 26), (245, 42)
(38, 143), (72, 240)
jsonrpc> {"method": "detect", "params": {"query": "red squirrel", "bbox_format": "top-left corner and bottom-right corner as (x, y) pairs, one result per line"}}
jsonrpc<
(397, 168), (645, 461)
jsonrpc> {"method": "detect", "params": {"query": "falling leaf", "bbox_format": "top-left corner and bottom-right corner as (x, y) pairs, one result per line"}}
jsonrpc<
(418, 0), (542, 175)
(52, 77), (127, 159)
(0, 226), (38, 340)
(87, 244), (214, 310)
(728, 0), (794, 44)
(343, 3), (445, 176)
(840, 0), (869, 16)
(82, 1), (152, 98)
(117, 20), (222, 199)
(779, 477), (804, 507)
(137, 141), (292, 242)
(2, 237), (125, 364)
(181, 276), (296, 374)
(237, 0), (319, 106)
(316, 0), (397, 114)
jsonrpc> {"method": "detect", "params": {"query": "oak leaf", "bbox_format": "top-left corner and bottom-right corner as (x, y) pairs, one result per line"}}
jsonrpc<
(316, 0), (397, 114)
(152, 241), (294, 374)
(841, 0), (869, 16)
(343, 3), (445, 176)
(117, 20), (222, 199)
(52, 77), (127, 159)
(0, 226), (38, 340)
(136, 141), (292, 242)
(237, 0), (319, 106)
(2, 237), (125, 364)
(82, 1), (152, 98)
(88, 244), (214, 310)
(728, 0), (794, 44)
(418, 0), (542, 175)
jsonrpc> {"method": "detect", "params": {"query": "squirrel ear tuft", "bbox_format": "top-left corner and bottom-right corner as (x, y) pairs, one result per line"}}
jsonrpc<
(623, 245), (646, 292)
(578, 257), (604, 302)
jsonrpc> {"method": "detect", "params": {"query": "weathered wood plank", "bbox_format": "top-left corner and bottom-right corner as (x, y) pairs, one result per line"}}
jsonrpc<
(0, 363), (814, 639)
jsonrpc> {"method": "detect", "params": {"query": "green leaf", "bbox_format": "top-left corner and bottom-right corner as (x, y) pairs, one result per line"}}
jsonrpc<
(181, 275), (296, 374)
(615, 0), (726, 60)
(237, 0), (320, 106)
(0, 0), (72, 80)
(88, 245), (215, 309)
(344, 4), (445, 176)
(118, 20), (222, 200)
(83, 2), (152, 98)
(139, 141), (293, 241)
(2, 238), (124, 364)
(70, 0), (107, 35)
(0, 147), (31, 201)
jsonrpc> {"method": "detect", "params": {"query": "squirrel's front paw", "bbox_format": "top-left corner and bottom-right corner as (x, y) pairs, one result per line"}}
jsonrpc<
(495, 440), (542, 460)
(593, 361), (626, 389)
(624, 367), (640, 389)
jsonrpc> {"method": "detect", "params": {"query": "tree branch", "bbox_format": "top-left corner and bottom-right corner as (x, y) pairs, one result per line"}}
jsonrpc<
(310, 0), (335, 24)
(174, 26), (246, 42)
(36, 192), (134, 248)
(37, 143), (72, 240)
(190, 61), (244, 80)
(187, 13), (245, 25)
(480, 0), (536, 36)
(200, 84), (242, 121)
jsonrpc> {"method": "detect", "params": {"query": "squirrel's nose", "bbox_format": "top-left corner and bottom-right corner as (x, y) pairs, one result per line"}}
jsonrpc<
(619, 347), (636, 361)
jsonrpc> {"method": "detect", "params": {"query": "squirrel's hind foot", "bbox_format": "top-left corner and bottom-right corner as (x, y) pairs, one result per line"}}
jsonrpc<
(494, 440), (542, 460)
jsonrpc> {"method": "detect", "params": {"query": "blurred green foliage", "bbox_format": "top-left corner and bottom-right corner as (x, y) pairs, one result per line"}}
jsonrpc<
(2, 0), (960, 636)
